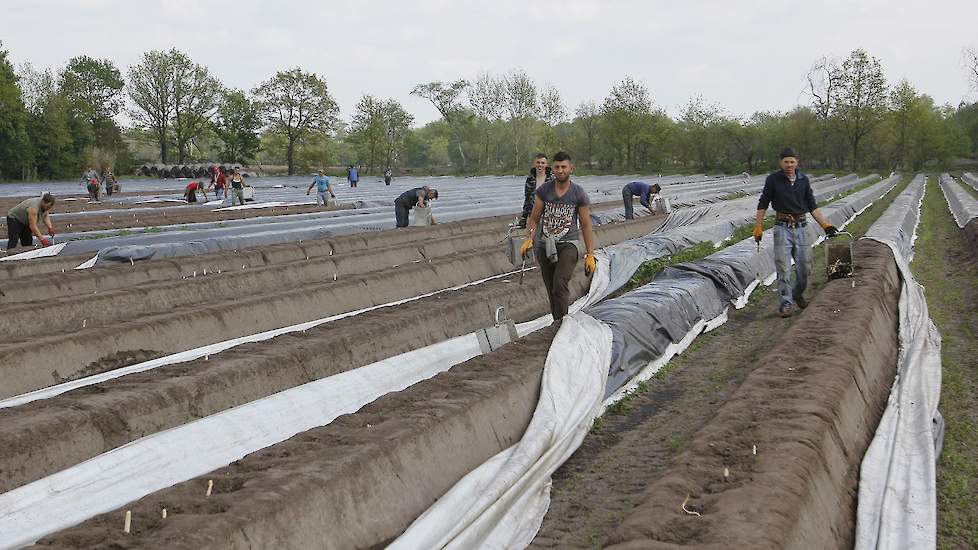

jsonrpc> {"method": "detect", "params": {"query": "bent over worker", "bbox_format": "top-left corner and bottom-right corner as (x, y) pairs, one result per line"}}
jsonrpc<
(622, 181), (661, 219)
(394, 186), (438, 227)
(753, 148), (837, 318)
(6, 194), (56, 250)
(520, 151), (597, 322)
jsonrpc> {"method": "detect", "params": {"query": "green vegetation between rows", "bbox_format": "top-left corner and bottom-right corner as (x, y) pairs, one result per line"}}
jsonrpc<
(912, 179), (978, 550)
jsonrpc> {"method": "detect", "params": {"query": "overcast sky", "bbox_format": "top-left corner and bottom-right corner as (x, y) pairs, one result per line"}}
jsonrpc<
(4, 0), (977, 126)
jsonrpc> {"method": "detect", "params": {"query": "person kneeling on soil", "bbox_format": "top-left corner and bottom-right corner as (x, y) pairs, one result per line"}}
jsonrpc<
(6, 194), (56, 250)
(753, 147), (837, 318)
(184, 181), (207, 203)
(520, 151), (597, 322)
(622, 181), (662, 219)
(307, 170), (335, 206)
(394, 186), (438, 227)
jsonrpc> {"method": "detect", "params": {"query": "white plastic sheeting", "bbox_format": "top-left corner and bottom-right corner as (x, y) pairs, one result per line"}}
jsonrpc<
(392, 174), (899, 548)
(0, 174), (882, 546)
(962, 172), (978, 193)
(856, 175), (943, 550)
(0, 242), (67, 262)
(938, 173), (978, 228)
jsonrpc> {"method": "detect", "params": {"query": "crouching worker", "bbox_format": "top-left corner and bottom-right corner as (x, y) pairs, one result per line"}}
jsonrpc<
(394, 186), (438, 227)
(753, 147), (837, 318)
(622, 181), (661, 219)
(519, 151), (597, 322)
(184, 181), (207, 203)
(6, 194), (56, 250)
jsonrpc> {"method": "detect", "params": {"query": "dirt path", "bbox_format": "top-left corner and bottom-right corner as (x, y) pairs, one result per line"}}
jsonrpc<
(913, 180), (978, 550)
(531, 175), (911, 549)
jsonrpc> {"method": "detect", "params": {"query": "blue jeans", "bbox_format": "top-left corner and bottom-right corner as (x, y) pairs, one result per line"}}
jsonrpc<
(773, 223), (811, 307)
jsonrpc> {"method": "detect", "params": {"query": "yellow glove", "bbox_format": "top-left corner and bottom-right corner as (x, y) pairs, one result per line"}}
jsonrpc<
(584, 253), (598, 276)
(519, 238), (533, 258)
(752, 223), (763, 242)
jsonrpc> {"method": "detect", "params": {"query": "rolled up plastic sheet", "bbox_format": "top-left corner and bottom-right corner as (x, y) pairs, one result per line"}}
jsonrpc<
(856, 175), (943, 550)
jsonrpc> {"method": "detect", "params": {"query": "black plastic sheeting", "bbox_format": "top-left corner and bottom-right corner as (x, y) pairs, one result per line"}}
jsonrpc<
(588, 174), (898, 397)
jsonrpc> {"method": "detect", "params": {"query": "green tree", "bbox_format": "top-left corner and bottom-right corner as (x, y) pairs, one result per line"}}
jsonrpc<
(382, 99), (413, 170)
(831, 49), (888, 169)
(59, 56), (124, 133)
(348, 95), (386, 172)
(574, 100), (600, 169)
(0, 45), (30, 180)
(411, 79), (471, 170)
(129, 50), (180, 163)
(214, 89), (261, 163)
(171, 53), (222, 163)
(468, 73), (504, 168)
(600, 77), (654, 171)
(503, 70), (538, 169)
(253, 68), (338, 175)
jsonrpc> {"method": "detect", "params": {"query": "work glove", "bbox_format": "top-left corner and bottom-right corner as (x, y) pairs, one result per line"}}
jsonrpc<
(584, 253), (598, 276)
(40, 238), (51, 247)
(519, 238), (534, 259)
(823, 224), (838, 237)
(752, 223), (763, 242)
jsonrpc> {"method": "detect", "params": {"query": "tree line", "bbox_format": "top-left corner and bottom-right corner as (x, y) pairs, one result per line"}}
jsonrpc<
(1, 43), (977, 181)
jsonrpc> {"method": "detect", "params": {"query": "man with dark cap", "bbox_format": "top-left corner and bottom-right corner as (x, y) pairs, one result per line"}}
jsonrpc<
(753, 148), (837, 317)
(621, 181), (662, 219)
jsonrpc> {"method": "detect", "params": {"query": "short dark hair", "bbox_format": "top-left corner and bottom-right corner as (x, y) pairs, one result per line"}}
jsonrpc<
(430, 189), (438, 200)
(552, 151), (572, 163)
(651, 184), (661, 193)
(533, 152), (547, 160)
(41, 193), (55, 205)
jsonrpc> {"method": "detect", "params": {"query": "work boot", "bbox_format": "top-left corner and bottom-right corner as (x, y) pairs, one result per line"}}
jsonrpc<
(779, 303), (793, 318)
(794, 295), (808, 309)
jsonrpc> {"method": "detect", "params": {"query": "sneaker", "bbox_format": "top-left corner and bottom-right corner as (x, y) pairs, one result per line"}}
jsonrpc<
(794, 295), (808, 310)
(779, 303), (793, 318)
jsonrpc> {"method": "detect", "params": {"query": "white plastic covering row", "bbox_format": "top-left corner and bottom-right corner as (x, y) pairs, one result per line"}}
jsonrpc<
(392, 175), (900, 547)
(0, 173), (878, 548)
(855, 175), (943, 550)
(939, 173), (978, 228)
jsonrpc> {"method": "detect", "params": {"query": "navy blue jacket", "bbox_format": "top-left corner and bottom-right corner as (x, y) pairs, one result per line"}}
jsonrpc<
(757, 171), (817, 214)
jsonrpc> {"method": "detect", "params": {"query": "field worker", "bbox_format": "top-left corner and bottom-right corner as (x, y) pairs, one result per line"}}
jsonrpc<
(229, 168), (246, 206)
(394, 186), (438, 228)
(519, 153), (554, 228)
(754, 147), (837, 318)
(307, 170), (335, 206)
(86, 177), (100, 202)
(6, 194), (56, 250)
(519, 151), (597, 322)
(184, 181), (207, 203)
(621, 181), (662, 219)
(347, 165), (359, 188)
(384, 167), (393, 186)
(101, 168), (118, 197)
(208, 165), (227, 201)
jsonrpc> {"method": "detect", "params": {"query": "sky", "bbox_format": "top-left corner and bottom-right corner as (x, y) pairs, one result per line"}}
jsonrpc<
(3, 0), (977, 126)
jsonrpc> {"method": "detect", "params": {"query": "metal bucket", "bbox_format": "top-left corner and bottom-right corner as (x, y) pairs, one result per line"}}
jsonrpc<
(476, 306), (520, 354)
(506, 225), (535, 267)
(825, 231), (854, 280)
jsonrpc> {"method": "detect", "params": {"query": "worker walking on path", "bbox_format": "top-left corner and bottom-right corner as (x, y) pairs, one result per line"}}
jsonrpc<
(6, 194), (56, 250)
(229, 169), (246, 206)
(520, 151), (597, 322)
(621, 181), (661, 219)
(101, 168), (118, 197)
(384, 167), (393, 186)
(347, 165), (359, 188)
(307, 170), (335, 206)
(753, 147), (837, 318)
(394, 186), (438, 228)
(519, 153), (554, 228)
(208, 165), (227, 201)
